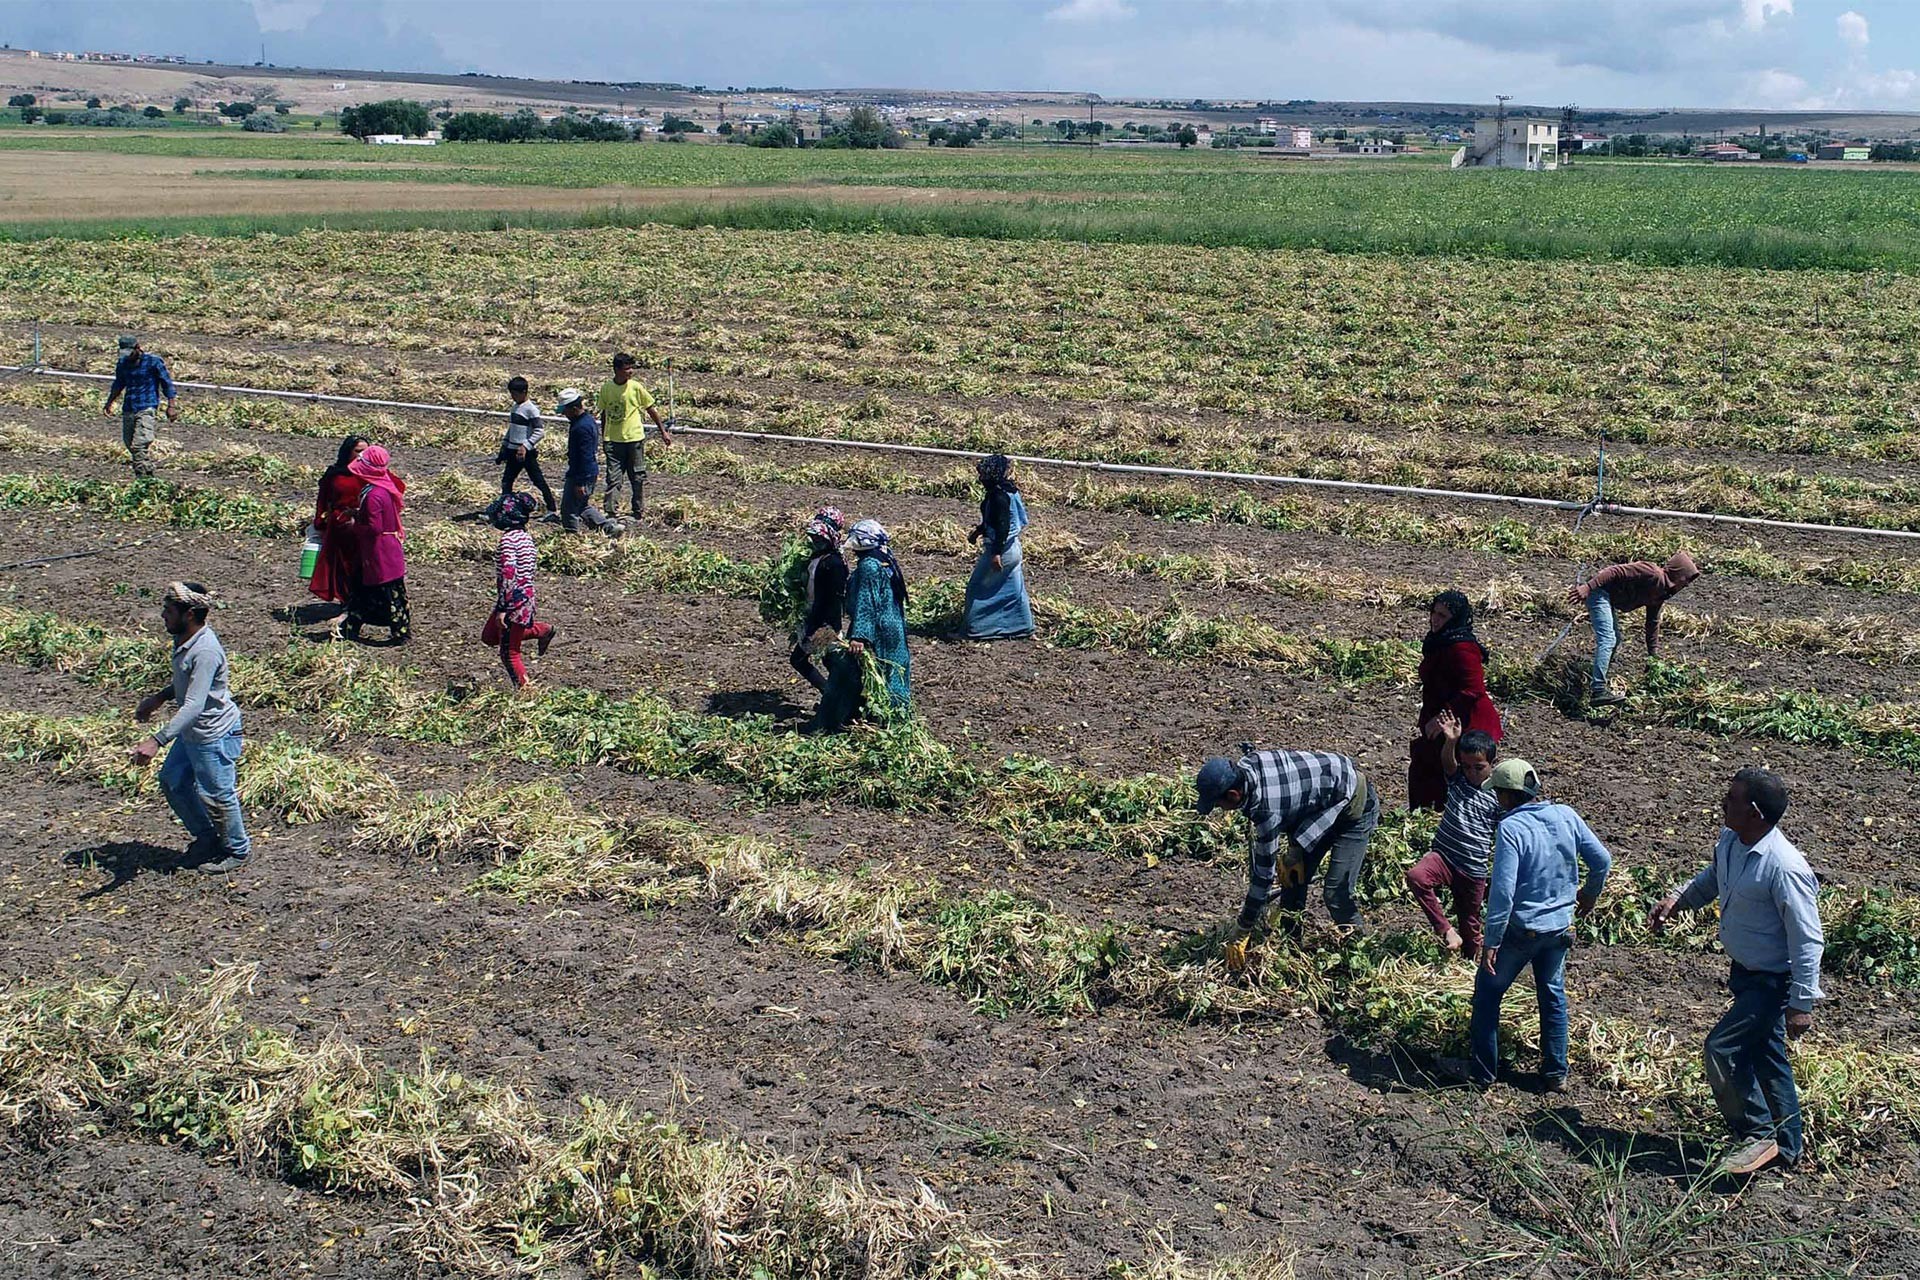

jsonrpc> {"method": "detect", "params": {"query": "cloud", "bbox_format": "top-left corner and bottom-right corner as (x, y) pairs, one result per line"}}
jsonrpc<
(1837, 10), (1869, 52)
(1745, 66), (1811, 105)
(1739, 0), (1792, 31)
(1046, 0), (1136, 23)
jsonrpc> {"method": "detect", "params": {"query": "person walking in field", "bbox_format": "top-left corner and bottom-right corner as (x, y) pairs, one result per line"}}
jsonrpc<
(962, 453), (1035, 640)
(1649, 768), (1823, 1177)
(595, 352), (674, 520)
(487, 492), (556, 689)
(129, 582), (251, 874)
(499, 376), (558, 516)
(845, 519), (911, 713)
(102, 334), (179, 480)
(1445, 757), (1611, 1091)
(1568, 552), (1702, 706)
(1409, 590), (1501, 810)
(1194, 747), (1380, 971)
(344, 444), (410, 645)
(1404, 710), (1498, 958)
(557, 388), (621, 536)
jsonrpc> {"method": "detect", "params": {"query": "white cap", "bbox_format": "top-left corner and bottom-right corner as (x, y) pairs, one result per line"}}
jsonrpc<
(556, 387), (585, 410)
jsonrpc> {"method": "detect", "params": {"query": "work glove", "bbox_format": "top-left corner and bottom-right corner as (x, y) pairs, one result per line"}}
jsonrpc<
(1279, 852), (1310, 889)
(1221, 922), (1253, 974)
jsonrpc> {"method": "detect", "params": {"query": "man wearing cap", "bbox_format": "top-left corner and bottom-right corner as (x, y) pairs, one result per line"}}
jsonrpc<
(102, 335), (179, 480)
(1449, 758), (1611, 1090)
(1650, 768), (1823, 1177)
(129, 582), (251, 874)
(1195, 748), (1379, 969)
(557, 388), (621, 536)
(595, 352), (673, 520)
(1567, 552), (1702, 706)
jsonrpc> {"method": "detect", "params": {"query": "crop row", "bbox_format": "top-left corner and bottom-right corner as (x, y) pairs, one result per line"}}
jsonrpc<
(12, 416), (1920, 671)
(8, 418), (1919, 670)
(13, 374), (1914, 597)
(18, 333), (1920, 528)
(5, 225), (1919, 460)
(9, 470), (1920, 786)
(0, 964), (1014, 1279)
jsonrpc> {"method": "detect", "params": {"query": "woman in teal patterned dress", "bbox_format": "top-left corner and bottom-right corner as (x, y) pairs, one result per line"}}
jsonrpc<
(845, 519), (911, 712)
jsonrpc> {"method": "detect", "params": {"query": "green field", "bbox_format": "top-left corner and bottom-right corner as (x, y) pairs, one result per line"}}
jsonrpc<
(6, 129), (1920, 268)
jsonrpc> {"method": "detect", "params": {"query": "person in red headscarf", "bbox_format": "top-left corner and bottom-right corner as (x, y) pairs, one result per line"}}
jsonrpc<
(1409, 590), (1503, 811)
(309, 435), (368, 620)
(343, 444), (409, 645)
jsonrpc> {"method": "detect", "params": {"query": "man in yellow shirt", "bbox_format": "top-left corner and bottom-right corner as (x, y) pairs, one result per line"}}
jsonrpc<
(594, 351), (674, 518)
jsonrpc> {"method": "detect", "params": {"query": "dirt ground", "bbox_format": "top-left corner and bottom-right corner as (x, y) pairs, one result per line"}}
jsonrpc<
(2, 385), (1920, 1275)
(0, 149), (1081, 224)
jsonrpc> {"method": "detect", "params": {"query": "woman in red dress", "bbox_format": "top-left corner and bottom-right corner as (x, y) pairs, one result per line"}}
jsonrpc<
(1409, 590), (1503, 810)
(309, 435), (369, 614)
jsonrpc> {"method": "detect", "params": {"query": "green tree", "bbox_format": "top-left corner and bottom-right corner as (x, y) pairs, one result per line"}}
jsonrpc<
(927, 124), (949, 145)
(750, 121), (798, 147)
(85, 96), (101, 109)
(218, 101), (256, 118)
(19, 106), (41, 123)
(142, 105), (164, 119)
(1176, 125), (1198, 148)
(172, 96), (190, 113)
(841, 104), (888, 148)
(6, 93), (33, 108)
(338, 99), (430, 138)
(1053, 118), (1078, 139)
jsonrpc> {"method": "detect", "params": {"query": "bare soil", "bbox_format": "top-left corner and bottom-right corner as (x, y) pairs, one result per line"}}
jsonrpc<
(3, 394), (1919, 1276)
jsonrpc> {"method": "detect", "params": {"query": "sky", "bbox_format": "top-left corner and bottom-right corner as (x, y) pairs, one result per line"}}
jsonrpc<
(4, 0), (1918, 111)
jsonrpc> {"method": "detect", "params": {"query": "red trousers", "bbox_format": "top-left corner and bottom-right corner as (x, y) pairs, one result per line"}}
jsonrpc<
(499, 620), (553, 687)
(1406, 850), (1489, 954)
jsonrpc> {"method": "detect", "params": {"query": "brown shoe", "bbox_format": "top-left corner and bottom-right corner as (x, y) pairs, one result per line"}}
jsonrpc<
(1715, 1138), (1779, 1177)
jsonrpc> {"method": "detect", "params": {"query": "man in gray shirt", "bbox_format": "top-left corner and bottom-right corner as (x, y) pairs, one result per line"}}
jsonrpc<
(1651, 767), (1823, 1176)
(499, 375), (557, 515)
(130, 581), (251, 873)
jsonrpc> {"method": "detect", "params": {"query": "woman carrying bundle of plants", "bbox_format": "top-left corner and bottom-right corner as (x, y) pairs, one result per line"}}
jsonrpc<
(788, 507), (850, 694)
(962, 453), (1034, 641)
(846, 519), (911, 713)
(308, 435), (368, 625)
(344, 444), (410, 645)
(1409, 590), (1502, 811)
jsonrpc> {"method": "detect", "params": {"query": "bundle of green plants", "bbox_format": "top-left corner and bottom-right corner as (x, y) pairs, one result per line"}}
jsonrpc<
(0, 472), (302, 536)
(0, 966), (1018, 1278)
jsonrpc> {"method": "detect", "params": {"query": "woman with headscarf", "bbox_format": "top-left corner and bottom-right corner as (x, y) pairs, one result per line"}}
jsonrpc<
(845, 519), (911, 713)
(789, 507), (849, 693)
(344, 444), (410, 645)
(962, 453), (1034, 641)
(1409, 589), (1503, 810)
(487, 492), (554, 688)
(307, 435), (368, 615)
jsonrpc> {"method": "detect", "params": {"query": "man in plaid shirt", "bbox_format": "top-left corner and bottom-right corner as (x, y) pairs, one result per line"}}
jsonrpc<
(1196, 747), (1379, 968)
(102, 334), (179, 479)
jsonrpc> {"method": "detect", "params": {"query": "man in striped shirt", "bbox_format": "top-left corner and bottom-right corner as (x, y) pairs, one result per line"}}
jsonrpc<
(102, 334), (179, 479)
(1196, 747), (1379, 969)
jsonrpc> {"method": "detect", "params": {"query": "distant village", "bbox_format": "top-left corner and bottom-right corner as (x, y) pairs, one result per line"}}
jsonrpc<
(4, 44), (1915, 163)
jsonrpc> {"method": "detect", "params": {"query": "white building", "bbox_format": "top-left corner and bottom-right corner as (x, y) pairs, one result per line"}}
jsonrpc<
(1194, 127), (1214, 146)
(364, 134), (437, 146)
(1254, 116), (1278, 134)
(1455, 117), (1558, 169)
(1288, 125), (1313, 149)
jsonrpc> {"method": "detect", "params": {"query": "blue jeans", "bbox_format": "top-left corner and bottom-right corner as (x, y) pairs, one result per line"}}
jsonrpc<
(1468, 925), (1571, 1084)
(1586, 586), (1618, 693)
(1704, 964), (1803, 1163)
(158, 729), (251, 861)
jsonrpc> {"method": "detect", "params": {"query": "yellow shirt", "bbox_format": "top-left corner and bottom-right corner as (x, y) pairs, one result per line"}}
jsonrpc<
(595, 377), (657, 444)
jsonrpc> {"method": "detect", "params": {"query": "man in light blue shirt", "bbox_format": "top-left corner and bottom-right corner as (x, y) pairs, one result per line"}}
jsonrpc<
(1651, 767), (1823, 1177)
(1448, 757), (1611, 1090)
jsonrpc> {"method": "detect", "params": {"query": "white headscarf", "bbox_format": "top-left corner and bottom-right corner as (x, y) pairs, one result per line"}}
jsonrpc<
(845, 519), (889, 553)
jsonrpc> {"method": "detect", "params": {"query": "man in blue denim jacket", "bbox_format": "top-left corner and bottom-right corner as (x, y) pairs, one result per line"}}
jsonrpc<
(1447, 757), (1611, 1090)
(1651, 768), (1823, 1177)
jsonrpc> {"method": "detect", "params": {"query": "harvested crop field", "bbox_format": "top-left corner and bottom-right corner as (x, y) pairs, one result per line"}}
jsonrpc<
(0, 217), (1917, 1279)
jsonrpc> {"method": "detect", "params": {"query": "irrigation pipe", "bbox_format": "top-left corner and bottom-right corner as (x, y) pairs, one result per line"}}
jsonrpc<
(7, 363), (1920, 543)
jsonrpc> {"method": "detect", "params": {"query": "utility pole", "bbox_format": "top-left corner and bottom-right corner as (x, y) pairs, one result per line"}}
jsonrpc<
(1561, 103), (1577, 168)
(1087, 94), (1096, 145)
(1495, 93), (1510, 167)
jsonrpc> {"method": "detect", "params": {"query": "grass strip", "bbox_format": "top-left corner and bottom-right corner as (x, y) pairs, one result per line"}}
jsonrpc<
(0, 964), (1018, 1278)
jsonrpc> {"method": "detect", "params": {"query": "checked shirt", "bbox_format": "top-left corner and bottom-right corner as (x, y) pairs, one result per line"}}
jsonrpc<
(1237, 749), (1360, 921)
